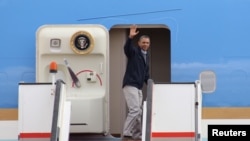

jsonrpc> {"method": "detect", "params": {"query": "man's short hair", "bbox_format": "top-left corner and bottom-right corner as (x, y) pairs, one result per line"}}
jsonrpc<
(139, 35), (150, 41)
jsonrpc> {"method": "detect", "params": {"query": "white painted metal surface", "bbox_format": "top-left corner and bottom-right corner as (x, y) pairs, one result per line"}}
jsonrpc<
(18, 83), (54, 134)
(143, 81), (202, 141)
(152, 83), (196, 132)
(36, 24), (110, 134)
(59, 101), (71, 141)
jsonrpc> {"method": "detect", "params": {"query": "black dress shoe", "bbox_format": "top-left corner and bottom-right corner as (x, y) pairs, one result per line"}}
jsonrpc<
(123, 136), (133, 140)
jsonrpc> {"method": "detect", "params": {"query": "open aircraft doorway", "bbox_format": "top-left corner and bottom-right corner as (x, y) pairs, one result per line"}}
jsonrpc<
(109, 24), (171, 136)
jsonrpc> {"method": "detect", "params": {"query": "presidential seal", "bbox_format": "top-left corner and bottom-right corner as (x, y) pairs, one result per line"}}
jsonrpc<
(70, 31), (94, 54)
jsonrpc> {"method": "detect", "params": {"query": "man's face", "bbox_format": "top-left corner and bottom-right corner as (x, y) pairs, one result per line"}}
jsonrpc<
(138, 37), (150, 51)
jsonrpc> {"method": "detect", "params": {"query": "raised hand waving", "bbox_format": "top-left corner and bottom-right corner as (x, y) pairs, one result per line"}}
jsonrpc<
(129, 24), (139, 38)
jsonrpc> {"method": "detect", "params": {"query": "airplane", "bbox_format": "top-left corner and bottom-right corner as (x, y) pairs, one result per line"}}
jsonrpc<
(1, 0), (250, 141)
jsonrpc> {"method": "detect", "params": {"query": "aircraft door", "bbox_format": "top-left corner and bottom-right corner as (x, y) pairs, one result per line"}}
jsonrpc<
(36, 24), (109, 134)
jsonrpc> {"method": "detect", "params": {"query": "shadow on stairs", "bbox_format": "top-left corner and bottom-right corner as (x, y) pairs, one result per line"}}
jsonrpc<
(69, 133), (122, 141)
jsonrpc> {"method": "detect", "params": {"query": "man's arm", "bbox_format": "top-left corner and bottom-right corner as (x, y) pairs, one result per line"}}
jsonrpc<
(124, 24), (139, 57)
(144, 67), (150, 85)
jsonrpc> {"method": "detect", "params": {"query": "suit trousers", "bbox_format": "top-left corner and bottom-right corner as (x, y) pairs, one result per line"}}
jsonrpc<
(122, 85), (143, 139)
